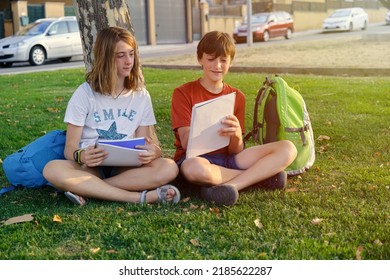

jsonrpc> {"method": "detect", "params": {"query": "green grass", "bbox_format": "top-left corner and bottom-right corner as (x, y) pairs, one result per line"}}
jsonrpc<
(0, 68), (389, 260)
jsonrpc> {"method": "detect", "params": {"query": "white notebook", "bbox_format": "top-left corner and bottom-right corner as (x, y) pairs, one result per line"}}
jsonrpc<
(186, 92), (236, 159)
(96, 137), (146, 166)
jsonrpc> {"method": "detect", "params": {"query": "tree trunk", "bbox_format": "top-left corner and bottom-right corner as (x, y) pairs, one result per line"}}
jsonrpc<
(379, 0), (390, 9)
(72, 0), (136, 72)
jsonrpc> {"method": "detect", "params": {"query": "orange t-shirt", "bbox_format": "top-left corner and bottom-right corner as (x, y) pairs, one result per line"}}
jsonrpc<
(171, 78), (246, 162)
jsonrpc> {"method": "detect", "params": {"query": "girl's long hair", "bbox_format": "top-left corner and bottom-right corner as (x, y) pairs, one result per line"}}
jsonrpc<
(86, 26), (144, 94)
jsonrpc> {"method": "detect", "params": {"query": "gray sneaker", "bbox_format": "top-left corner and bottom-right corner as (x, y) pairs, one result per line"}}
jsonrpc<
(200, 184), (239, 206)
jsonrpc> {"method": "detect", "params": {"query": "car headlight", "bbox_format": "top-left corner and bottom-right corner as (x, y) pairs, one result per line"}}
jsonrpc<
(10, 41), (26, 48)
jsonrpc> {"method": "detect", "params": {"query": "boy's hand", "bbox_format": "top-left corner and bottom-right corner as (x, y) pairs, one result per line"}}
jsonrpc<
(219, 115), (242, 140)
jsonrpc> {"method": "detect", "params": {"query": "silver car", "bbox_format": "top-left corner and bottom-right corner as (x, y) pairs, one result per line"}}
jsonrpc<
(322, 7), (368, 32)
(0, 16), (82, 67)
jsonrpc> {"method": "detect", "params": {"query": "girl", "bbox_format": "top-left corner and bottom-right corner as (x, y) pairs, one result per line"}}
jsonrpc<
(43, 26), (180, 206)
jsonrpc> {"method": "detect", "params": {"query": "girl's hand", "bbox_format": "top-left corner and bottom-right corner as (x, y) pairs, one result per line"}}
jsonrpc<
(136, 137), (162, 165)
(82, 145), (108, 167)
(219, 114), (242, 140)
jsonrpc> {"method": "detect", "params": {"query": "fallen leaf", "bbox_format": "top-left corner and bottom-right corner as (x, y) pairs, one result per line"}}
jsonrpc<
(254, 219), (263, 229)
(189, 203), (198, 209)
(356, 245), (364, 260)
(209, 207), (220, 215)
(190, 239), (201, 247)
(52, 215), (62, 223)
(373, 239), (383, 247)
(47, 107), (59, 113)
(317, 135), (330, 141)
(285, 187), (297, 193)
(311, 218), (323, 225)
(106, 249), (117, 254)
(90, 247), (101, 254)
(3, 214), (34, 225)
(182, 197), (191, 202)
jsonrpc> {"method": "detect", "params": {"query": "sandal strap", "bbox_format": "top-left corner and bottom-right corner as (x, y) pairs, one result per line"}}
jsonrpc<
(139, 190), (147, 204)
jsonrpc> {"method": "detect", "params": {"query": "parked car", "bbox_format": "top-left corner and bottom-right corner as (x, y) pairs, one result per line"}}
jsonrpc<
(233, 11), (294, 43)
(322, 7), (368, 32)
(386, 10), (390, 25)
(0, 16), (82, 67)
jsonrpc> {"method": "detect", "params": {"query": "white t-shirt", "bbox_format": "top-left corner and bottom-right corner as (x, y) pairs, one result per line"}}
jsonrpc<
(64, 82), (156, 148)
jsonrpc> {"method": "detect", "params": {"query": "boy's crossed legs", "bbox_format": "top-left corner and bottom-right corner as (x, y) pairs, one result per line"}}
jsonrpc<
(180, 140), (297, 206)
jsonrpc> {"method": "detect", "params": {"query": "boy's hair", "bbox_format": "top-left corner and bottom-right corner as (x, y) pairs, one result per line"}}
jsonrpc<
(197, 31), (236, 61)
(86, 26), (144, 94)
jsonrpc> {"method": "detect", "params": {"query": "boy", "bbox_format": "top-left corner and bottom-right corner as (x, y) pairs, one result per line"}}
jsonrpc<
(171, 31), (297, 206)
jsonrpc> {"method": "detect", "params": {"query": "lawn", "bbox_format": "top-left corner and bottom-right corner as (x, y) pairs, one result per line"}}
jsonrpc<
(0, 68), (389, 260)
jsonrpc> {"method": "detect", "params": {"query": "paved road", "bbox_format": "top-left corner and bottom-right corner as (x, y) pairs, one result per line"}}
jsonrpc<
(0, 23), (388, 76)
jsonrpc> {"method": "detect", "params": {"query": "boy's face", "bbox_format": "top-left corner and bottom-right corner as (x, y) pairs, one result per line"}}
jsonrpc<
(198, 53), (231, 83)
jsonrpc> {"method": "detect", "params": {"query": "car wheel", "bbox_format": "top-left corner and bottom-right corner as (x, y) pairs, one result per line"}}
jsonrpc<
(60, 57), (72, 62)
(262, 30), (270, 42)
(29, 46), (46, 66)
(0, 62), (13, 68)
(285, 28), (292, 39)
(362, 21), (367, 30)
(349, 22), (353, 32)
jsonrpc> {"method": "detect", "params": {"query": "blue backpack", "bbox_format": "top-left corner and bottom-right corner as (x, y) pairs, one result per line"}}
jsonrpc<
(1, 130), (66, 193)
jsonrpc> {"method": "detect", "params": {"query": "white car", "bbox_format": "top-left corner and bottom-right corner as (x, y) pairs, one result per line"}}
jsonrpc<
(322, 7), (368, 32)
(0, 16), (82, 67)
(386, 10), (390, 25)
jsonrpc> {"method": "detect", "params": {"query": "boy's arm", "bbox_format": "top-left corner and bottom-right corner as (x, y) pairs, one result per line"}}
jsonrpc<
(177, 126), (191, 150)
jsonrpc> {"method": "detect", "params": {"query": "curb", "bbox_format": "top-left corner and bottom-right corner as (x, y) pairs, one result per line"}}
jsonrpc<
(143, 64), (390, 77)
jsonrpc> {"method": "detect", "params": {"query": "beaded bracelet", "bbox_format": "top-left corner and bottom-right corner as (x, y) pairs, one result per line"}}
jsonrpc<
(73, 148), (85, 165)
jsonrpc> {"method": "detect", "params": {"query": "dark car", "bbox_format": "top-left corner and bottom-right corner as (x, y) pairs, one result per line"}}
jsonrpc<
(233, 11), (294, 43)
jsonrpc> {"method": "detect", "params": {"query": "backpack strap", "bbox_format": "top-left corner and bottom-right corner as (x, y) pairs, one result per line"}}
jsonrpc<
(244, 77), (275, 143)
(0, 186), (16, 196)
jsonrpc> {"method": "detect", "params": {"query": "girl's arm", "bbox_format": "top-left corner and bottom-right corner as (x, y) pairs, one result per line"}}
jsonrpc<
(135, 125), (162, 164)
(64, 123), (108, 166)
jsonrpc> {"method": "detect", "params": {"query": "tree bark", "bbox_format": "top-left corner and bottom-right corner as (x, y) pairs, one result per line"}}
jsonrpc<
(72, 0), (135, 72)
(379, 0), (390, 9)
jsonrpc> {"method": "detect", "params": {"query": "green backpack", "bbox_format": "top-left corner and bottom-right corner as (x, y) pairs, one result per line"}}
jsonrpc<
(244, 76), (315, 176)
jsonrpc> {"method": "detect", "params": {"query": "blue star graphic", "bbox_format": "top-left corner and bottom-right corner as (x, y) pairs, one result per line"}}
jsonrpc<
(96, 122), (127, 140)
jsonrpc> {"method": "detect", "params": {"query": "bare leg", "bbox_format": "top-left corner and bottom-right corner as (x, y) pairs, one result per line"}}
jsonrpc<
(43, 158), (179, 204)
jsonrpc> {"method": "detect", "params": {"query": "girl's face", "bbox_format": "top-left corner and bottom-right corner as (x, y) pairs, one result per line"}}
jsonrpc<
(115, 40), (135, 80)
(198, 53), (231, 84)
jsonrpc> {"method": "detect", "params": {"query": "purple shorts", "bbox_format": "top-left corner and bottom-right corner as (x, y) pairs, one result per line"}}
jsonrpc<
(176, 153), (243, 170)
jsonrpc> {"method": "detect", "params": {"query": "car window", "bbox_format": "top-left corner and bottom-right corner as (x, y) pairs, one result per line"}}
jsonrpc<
(250, 14), (268, 24)
(17, 21), (52, 36)
(268, 15), (277, 23)
(48, 22), (69, 35)
(331, 10), (352, 18)
(67, 21), (79, 33)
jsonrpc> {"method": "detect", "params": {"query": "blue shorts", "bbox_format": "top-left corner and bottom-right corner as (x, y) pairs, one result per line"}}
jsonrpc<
(176, 153), (243, 170)
(98, 166), (119, 178)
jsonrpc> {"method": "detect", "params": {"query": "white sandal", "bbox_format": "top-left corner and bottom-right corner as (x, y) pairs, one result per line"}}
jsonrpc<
(140, 184), (181, 205)
(64, 191), (87, 206)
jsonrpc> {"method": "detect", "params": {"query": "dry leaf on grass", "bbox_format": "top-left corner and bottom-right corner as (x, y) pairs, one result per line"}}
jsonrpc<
(2, 214), (34, 226)
(311, 218), (323, 225)
(190, 239), (201, 247)
(52, 215), (62, 223)
(356, 245), (364, 260)
(254, 219), (263, 229)
(317, 135), (331, 141)
(90, 247), (101, 254)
